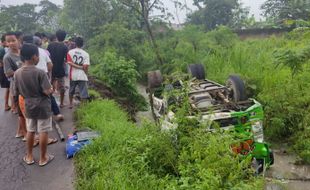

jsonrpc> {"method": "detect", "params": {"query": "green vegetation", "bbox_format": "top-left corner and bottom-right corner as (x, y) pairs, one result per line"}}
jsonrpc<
(4, 0), (310, 187)
(88, 89), (102, 100)
(189, 0), (249, 30)
(91, 51), (147, 110)
(0, 0), (61, 33)
(85, 24), (310, 164)
(262, 0), (310, 25)
(75, 100), (264, 189)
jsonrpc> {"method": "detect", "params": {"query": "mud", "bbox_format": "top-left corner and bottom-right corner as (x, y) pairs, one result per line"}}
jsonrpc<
(135, 83), (154, 125)
(88, 76), (138, 121)
(265, 149), (310, 190)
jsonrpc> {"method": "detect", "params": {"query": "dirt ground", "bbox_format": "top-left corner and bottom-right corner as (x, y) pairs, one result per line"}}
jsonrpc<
(265, 149), (310, 190)
(0, 88), (74, 190)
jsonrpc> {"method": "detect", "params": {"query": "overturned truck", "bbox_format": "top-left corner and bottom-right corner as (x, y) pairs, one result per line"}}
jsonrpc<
(147, 64), (274, 173)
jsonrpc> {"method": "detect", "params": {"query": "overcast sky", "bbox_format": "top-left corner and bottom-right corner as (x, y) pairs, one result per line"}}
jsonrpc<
(0, 0), (266, 22)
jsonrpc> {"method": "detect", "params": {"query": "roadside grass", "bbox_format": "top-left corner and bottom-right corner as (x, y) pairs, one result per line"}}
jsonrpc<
(75, 100), (264, 190)
(77, 27), (310, 188)
(74, 100), (174, 189)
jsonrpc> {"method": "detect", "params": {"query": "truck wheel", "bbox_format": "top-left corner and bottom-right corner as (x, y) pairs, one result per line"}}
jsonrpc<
(188, 64), (205, 80)
(252, 158), (264, 174)
(226, 75), (247, 102)
(147, 70), (163, 89)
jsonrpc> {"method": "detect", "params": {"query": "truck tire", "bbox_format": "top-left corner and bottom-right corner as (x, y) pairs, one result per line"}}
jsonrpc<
(226, 75), (247, 102)
(147, 70), (163, 89)
(256, 159), (264, 174)
(188, 64), (205, 80)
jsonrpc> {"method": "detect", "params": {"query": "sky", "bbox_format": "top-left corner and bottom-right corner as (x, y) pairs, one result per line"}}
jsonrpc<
(0, 0), (266, 22)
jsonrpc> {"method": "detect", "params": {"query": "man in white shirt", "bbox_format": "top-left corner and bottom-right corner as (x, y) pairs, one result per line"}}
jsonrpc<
(33, 36), (64, 121)
(33, 36), (52, 76)
(66, 37), (90, 108)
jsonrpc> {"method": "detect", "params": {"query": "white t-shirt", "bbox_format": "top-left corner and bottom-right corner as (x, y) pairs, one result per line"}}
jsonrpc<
(35, 48), (51, 73)
(67, 48), (90, 81)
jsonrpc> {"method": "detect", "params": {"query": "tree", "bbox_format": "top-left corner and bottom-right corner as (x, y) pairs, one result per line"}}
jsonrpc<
(188, 0), (248, 31)
(37, 0), (61, 32)
(60, 0), (112, 38)
(261, 0), (310, 24)
(0, 3), (38, 33)
(118, 0), (167, 66)
(60, 0), (140, 39)
(0, 1), (62, 34)
(88, 23), (148, 71)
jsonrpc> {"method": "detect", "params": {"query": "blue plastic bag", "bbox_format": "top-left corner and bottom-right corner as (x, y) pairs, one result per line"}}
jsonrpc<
(66, 134), (91, 159)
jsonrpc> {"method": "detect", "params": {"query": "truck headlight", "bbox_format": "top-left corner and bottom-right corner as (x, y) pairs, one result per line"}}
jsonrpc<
(252, 121), (264, 143)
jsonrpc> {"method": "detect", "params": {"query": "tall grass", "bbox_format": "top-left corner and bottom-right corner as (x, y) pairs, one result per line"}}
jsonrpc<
(79, 26), (310, 189)
(155, 27), (310, 162)
(75, 100), (264, 189)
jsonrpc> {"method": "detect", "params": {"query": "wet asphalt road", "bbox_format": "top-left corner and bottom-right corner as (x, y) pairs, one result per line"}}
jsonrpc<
(0, 88), (74, 190)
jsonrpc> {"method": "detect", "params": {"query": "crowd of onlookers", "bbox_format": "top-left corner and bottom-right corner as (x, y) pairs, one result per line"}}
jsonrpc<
(0, 30), (90, 166)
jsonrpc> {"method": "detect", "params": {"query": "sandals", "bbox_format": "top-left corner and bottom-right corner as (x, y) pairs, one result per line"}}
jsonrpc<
(23, 156), (35, 165)
(4, 106), (11, 111)
(15, 134), (24, 138)
(22, 138), (39, 146)
(33, 140), (39, 147)
(39, 154), (55, 167)
(22, 138), (57, 146)
(23, 154), (55, 166)
(48, 138), (58, 145)
(54, 114), (64, 122)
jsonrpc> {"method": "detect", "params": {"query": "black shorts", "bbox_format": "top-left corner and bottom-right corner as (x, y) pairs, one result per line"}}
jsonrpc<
(0, 67), (10, 88)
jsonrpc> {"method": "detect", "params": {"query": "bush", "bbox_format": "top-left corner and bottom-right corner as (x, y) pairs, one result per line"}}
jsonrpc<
(75, 100), (264, 190)
(88, 89), (102, 100)
(92, 51), (147, 110)
(88, 23), (155, 76)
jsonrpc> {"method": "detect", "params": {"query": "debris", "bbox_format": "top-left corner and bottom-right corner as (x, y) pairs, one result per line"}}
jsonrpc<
(66, 131), (100, 158)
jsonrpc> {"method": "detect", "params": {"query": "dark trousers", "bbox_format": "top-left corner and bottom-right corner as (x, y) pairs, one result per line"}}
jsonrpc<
(51, 95), (60, 115)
